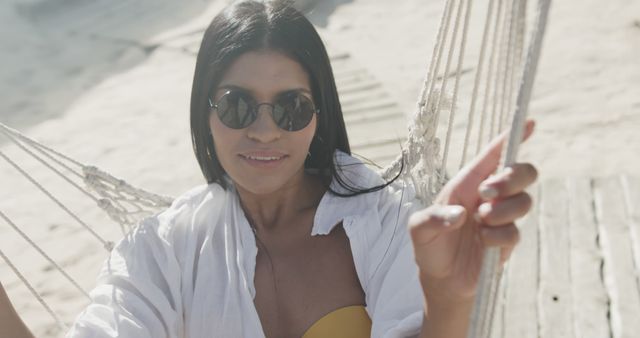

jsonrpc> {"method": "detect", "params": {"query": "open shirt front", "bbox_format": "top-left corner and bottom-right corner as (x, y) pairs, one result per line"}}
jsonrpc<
(67, 151), (425, 338)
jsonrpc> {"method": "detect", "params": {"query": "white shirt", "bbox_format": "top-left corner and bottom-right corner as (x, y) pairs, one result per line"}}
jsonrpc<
(66, 151), (425, 338)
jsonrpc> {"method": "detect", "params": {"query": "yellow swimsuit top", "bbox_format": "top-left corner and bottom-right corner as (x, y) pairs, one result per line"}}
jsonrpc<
(302, 305), (371, 338)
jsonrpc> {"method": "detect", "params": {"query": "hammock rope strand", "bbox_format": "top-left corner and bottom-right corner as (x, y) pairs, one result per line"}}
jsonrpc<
(460, 0), (497, 167)
(0, 249), (69, 331)
(0, 150), (113, 250)
(476, 0), (504, 155)
(0, 210), (90, 300)
(441, 0), (474, 173)
(467, 1), (551, 337)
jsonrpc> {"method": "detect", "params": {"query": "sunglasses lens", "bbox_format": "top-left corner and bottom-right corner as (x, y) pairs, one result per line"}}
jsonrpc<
(212, 90), (316, 131)
(217, 92), (255, 129)
(273, 93), (316, 131)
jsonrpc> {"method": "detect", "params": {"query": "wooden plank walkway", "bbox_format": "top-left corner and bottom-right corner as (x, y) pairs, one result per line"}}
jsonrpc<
(329, 52), (408, 167)
(491, 176), (640, 338)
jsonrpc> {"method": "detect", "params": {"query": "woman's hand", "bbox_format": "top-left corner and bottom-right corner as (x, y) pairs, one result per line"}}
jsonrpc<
(409, 120), (537, 320)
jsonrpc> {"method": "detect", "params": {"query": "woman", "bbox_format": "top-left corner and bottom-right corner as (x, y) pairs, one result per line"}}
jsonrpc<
(0, 1), (537, 337)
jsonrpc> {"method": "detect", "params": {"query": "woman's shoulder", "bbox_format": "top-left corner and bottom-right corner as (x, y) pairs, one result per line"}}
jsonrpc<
(168, 183), (227, 211)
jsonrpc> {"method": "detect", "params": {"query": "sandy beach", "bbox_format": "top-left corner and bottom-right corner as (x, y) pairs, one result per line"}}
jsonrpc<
(0, 0), (639, 336)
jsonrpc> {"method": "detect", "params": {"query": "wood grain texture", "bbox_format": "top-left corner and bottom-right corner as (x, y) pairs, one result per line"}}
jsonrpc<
(538, 179), (575, 337)
(620, 175), (640, 298)
(593, 176), (640, 338)
(567, 178), (610, 338)
(500, 183), (540, 338)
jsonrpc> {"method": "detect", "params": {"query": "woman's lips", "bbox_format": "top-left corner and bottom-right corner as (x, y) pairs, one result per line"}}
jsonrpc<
(238, 152), (288, 168)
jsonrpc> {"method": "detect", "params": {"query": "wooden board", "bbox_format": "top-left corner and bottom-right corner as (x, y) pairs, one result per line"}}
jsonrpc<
(594, 176), (640, 338)
(567, 178), (609, 338)
(330, 51), (408, 171)
(620, 175), (640, 298)
(344, 109), (404, 125)
(500, 183), (540, 338)
(342, 100), (398, 114)
(538, 179), (575, 337)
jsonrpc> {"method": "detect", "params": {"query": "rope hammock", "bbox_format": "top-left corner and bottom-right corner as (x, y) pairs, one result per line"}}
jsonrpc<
(0, 123), (173, 332)
(0, 0), (551, 336)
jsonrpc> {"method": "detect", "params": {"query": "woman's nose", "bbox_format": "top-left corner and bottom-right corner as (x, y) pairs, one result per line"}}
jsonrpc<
(246, 105), (281, 143)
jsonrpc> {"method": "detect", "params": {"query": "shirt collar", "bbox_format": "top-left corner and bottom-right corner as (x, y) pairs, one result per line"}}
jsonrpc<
(311, 150), (384, 235)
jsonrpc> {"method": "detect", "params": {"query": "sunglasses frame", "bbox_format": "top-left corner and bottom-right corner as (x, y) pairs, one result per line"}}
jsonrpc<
(208, 90), (320, 132)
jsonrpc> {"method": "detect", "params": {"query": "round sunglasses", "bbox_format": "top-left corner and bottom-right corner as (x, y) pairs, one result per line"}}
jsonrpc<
(208, 90), (319, 132)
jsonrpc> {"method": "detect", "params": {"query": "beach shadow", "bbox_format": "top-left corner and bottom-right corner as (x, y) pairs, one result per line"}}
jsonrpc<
(0, 0), (212, 140)
(302, 0), (354, 28)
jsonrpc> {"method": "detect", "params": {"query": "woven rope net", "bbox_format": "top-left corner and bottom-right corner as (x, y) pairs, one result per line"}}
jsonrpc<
(0, 0), (550, 336)
(0, 122), (172, 333)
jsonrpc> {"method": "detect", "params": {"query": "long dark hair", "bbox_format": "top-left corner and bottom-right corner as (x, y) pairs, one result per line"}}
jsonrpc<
(190, 0), (400, 197)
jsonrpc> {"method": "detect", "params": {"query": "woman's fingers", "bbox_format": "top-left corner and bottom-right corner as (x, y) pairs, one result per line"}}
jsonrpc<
(478, 163), (538, 200)
(480, 222), (520, 247)
(408, 205), (467, 245)
(476, 192), (532, 226)
(480, 222), (520, 264)
(442, 120), (535, 204)
(461, 120), (535, 184)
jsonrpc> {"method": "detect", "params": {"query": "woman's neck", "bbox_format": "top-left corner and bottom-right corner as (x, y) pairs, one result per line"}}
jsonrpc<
(235, 171), (326, 233)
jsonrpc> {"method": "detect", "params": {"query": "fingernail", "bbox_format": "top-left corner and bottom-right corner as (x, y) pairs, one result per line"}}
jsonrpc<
(479, 185), (498, 200)
(500, 166), (514, 177)
(443, 205), (464, 226)
(474, 203), (492, 224)
(478, 203), (492, 215)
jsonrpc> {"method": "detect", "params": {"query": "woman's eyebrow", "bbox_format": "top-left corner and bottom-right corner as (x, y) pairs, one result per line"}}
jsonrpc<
(216, 84), (248, 94)
(288, 87), (312, 95)
(215, 85), (312, 96)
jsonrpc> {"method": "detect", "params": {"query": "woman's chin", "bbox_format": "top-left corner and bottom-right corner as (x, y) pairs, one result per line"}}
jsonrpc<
(234, 177), (290, 196)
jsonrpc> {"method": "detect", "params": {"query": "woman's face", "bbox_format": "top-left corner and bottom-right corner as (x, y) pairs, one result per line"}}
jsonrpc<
(209, 50), (317, 195)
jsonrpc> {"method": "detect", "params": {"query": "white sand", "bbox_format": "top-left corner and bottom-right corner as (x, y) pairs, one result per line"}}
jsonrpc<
(0, 0), (638, 336)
